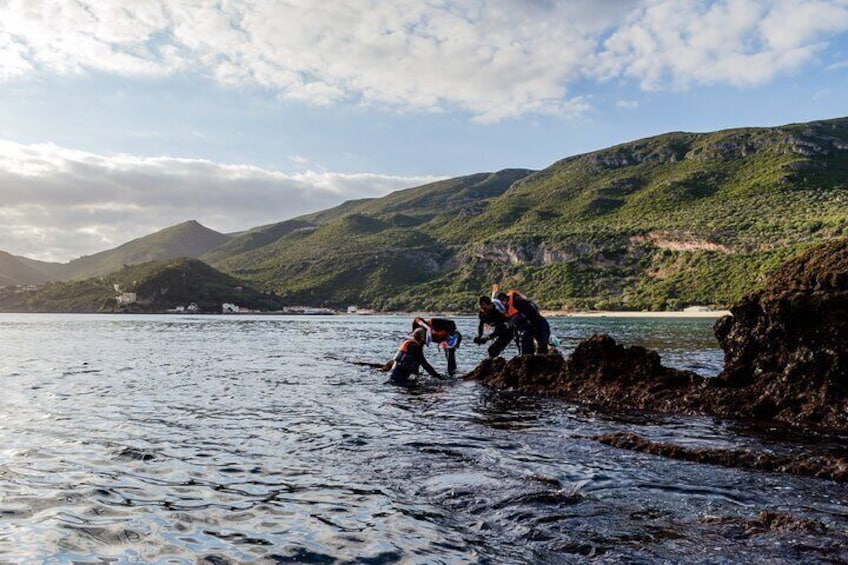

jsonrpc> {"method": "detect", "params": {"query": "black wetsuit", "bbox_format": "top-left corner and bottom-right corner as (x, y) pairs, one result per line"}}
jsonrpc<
(389, 339), (439, 385)
(506, 294), (551, 355)
(477, 308), (513, 358)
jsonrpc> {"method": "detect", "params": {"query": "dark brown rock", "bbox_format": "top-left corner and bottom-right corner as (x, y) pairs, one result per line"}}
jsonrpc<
(465, 334), (705, 415)
(594, 432), (848, 482)
(711, 237), (848, 429)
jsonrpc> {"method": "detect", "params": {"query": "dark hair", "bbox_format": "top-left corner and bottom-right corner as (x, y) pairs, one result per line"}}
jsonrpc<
(496, 292), (508, 302)
(478, 296), (492, 306)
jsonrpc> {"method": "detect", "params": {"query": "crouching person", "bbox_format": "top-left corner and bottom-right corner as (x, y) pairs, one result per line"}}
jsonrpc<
(388, 328), (443, 385)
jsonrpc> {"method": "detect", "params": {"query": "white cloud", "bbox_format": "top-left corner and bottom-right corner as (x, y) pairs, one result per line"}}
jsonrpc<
(0, 0), (625, 121)
(0, 1), (846, 119)
(826, 59), (848, 70)
(616, 100), (640, 109)
(0, 140), (442, 262)
(596, 0), (848, 90)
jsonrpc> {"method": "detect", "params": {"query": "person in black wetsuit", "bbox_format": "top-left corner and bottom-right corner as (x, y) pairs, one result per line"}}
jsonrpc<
(473, 296), (514, 358)
(411, 317), (462, 376)
(497, 290), (551, 355)
(388, 328), (442, 385)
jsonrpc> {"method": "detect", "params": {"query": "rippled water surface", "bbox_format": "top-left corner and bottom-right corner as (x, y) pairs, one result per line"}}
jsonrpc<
(1, 314), (847, 564)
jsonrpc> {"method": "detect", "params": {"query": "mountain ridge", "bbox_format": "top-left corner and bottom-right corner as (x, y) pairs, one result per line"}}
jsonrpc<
(3, 116), (847, 311)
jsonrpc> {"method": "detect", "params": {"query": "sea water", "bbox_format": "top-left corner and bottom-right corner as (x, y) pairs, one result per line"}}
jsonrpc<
(0, 314), (846, 564)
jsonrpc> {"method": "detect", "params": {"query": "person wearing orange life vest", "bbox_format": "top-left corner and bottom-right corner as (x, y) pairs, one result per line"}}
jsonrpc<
(388, 328), (442, 385)
(411, 317), (463, 376)
(496, 290), (551, 355)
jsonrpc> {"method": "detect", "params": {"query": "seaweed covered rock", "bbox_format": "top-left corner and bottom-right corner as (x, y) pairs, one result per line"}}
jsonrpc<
(712, 237), (848, 429)
(465, 334), (704, 414)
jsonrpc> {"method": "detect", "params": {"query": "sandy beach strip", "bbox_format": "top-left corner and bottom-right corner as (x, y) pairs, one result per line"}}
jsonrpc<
(544, 310), (730, 318)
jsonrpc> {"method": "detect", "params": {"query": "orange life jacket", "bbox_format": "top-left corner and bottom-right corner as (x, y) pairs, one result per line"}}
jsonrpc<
(394, 338), (421, 373)
(398, 338), (417, 352)
(503, 290), (526, 318)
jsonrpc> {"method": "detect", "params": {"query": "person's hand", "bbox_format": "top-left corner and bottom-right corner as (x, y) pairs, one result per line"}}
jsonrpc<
(473, 336), (485, 345)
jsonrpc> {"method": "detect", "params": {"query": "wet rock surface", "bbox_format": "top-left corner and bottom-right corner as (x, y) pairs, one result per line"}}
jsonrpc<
(700, 511), (833, 537)
(465, 334), (707, 415)
(711, 237), (848, 430)
(593, 432), (848, 482)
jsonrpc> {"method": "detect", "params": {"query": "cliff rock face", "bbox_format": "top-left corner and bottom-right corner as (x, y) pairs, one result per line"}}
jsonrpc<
(711, 237), (848, 428)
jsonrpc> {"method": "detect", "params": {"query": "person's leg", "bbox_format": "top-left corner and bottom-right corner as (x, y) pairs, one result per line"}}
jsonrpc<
(389, 365), (411, 385)
(488, 328), (513, 357)
(516, 328), (535, 354)
(446, 347), (456, 375)
(535, 318), (551, 354)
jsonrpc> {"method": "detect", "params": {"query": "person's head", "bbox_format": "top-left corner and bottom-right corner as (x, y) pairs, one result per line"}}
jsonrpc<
(478, 295), (493, 311)
(412, 328), (427, 343)
(496, 292), (508, 303)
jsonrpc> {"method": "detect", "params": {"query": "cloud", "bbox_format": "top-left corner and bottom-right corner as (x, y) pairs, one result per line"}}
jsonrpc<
(1, 1), (846, 120)
(616, 100), (640, 109)
(596, 0), (848, 90)
(0, 140), (442, 262)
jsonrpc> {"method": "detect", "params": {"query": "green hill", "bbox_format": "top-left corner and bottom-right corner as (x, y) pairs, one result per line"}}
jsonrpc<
(206, 117), (848, 311)
(4, 117), (847, 312)
(210, 170), (534, 308)
(201, 219), (315, 264)
(60, 220), (232, 280)
(0, 258), (284, 313)
(0, 252), (52, 286)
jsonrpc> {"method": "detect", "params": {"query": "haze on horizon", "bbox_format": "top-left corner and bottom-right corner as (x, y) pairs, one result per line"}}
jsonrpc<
(1, 0), (847, 262)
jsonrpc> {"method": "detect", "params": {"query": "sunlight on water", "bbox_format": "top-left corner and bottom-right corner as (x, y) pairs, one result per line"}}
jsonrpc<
(0, 314), (846, 563)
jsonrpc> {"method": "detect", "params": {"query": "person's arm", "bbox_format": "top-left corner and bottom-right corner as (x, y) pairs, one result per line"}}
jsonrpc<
(414, 343), (441, 378)
(477, 315), (485, 338)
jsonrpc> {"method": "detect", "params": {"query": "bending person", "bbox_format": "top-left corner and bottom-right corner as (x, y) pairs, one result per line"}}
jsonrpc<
(412, 317), (463, 376)
(388, 328), (442, 385)
(473, 296), (514, 358)
(497, 290), (551, 355)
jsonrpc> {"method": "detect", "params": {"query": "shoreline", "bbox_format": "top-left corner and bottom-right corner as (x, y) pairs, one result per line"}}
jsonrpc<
(545, 310), (730, 319)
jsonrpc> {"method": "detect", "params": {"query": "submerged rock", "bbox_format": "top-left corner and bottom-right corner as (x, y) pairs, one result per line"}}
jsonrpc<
(594, 432), (848, 482)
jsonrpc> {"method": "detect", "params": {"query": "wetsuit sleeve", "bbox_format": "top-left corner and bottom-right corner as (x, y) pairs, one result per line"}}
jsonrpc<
(477, 315), (485, 338)
(414, 343), (440, 378)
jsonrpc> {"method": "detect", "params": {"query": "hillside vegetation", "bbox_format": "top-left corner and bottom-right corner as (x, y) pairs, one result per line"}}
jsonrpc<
(206, 118), (848, 311)
(0, 252), (52, 286)
(3, 117), (847, 312)
(0, 258), (282, 313)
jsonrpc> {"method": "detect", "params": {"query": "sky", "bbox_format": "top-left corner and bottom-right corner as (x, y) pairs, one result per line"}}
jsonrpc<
(1, 0), (848, 262)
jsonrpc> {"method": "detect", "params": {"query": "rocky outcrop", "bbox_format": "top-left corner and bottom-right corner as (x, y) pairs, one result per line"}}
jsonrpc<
(465, 334), (706, 414)
(710, 237), (848, 429)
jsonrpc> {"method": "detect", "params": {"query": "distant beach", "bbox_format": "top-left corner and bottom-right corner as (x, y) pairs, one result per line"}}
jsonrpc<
(546, 310), (730, 318)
